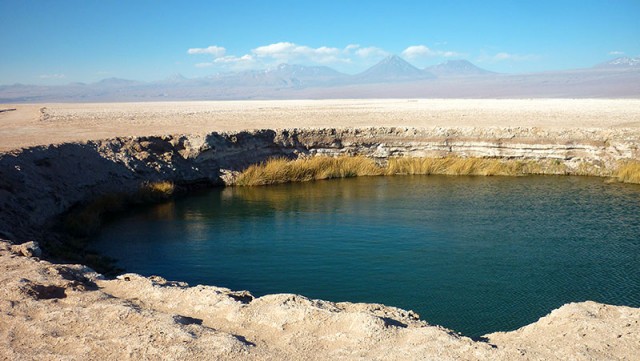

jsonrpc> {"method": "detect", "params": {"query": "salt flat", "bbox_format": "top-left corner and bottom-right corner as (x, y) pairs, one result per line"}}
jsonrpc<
(1, 99), (639, 151)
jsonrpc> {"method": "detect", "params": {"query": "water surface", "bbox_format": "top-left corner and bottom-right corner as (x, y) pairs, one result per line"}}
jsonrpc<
(92, 175), (640, 338)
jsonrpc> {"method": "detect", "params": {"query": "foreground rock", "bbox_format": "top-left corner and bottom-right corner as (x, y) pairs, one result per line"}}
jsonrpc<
(2, 240), (638, 360)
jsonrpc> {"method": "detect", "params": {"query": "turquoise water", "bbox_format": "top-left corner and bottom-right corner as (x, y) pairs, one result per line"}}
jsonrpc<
(91, 175), (640, 338)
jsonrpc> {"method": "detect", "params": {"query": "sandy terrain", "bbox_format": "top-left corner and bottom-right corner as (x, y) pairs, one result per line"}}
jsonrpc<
(1, 99), (640, 151)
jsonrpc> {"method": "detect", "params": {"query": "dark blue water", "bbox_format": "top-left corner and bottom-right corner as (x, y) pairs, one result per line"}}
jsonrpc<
(91, 175), (640, 338)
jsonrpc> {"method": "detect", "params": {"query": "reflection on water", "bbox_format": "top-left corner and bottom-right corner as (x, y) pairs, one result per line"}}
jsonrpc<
(150, 202), (176, 220)
(92, 175), (640, 338)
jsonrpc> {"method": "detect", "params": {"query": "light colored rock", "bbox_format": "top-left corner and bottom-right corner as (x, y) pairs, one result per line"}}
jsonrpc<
(9, 240), (41, 257)
(486, 301), (640, 360)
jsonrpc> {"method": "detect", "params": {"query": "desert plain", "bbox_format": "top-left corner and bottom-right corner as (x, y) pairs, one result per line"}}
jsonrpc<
(2, 98), (640, 151)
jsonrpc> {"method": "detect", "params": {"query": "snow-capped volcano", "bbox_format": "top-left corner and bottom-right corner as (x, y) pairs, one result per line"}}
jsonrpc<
(355, 55), (432, 82)
(595, 57), (640, 68)
(265, 63), (346, 79)
(425, 60), (494, 77)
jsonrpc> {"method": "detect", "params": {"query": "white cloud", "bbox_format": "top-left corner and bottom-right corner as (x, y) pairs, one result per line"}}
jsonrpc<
(478, 52), (539, 63)
(495, 52), (538, 61)
(345, 44), (360, 52)
(494, 52), (513, 60)
(188, 42), (390, 71)
(355, 46), (388, 58)
(402, 45), (434, 58)
(196, 55), (256, 70)
(401, 45), (462, 59)
(39, 73), (65, 79)
(439, 51), (460, 57)
(252, 42), (297, 58)
(609, 50), (625, 55)
(189, 45), (255, 69)
(250, 42), (348, 64)
(214, 54), (255, 64)
(186, 41), (467, 72)
(187, 45), (226, 57)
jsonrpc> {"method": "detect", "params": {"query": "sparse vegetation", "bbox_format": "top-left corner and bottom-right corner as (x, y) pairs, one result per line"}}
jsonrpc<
(614, 161), (640, 184)
(235, 156), (382, 186)
(235, 155), (624, 187)
(138, 180), (175, 201)
(385, 157), (528, 176)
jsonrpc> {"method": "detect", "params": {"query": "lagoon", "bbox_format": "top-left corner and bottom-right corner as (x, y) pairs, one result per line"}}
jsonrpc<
(92, 175), (640, 338)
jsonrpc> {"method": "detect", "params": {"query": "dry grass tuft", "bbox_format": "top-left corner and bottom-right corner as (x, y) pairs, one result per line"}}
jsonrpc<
(235, 156), (382, 186)
(614, 161), (640, 184)
(138, 181), (175, 201)
(385, 157), (589, 176)
(233, 155), (640, 187)
(385, 157), (524, 176)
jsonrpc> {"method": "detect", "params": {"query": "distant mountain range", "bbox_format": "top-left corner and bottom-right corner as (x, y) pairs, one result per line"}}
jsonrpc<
(595, 56), (640, 68)
(354, 55), (432, 82)
(1, 56), (639, 102)
(425, 59), (495, 77)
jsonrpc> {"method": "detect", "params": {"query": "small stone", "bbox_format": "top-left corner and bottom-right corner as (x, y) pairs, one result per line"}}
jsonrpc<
(11, 241), (42, 258)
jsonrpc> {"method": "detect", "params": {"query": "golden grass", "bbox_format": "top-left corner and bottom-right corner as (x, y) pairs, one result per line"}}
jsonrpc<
(614, 161), (640, 184)
(235, 156), (579, 187)
(385, 157), (528, 176)
(138, 180), (175, 201)
(235, 155), (640, 187)
(386, 157), (608, 176)
(235, 156), (382, 186)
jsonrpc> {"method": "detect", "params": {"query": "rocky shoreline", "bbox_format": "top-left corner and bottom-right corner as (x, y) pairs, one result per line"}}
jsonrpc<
(3, 127), (639, 242)
(1, 126), (640, 360)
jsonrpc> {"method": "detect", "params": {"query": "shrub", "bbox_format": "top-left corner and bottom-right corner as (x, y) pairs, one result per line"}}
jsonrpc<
(137, 181), (175, 202)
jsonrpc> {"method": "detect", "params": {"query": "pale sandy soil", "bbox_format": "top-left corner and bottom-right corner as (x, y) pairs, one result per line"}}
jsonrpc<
(1, 99), (640, 151)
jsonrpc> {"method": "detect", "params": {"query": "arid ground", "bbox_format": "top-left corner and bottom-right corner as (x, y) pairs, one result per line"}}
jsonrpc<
(2, 99), (640, 151)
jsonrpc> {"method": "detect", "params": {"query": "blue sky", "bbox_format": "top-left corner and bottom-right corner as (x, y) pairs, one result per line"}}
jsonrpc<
(1, 0), (639, 85)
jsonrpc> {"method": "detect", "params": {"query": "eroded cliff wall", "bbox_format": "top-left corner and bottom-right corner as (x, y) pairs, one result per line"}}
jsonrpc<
(1, 127), (638, 243)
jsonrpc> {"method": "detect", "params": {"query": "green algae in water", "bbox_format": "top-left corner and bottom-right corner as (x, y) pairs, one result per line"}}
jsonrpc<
(91, 175), (640, 338)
